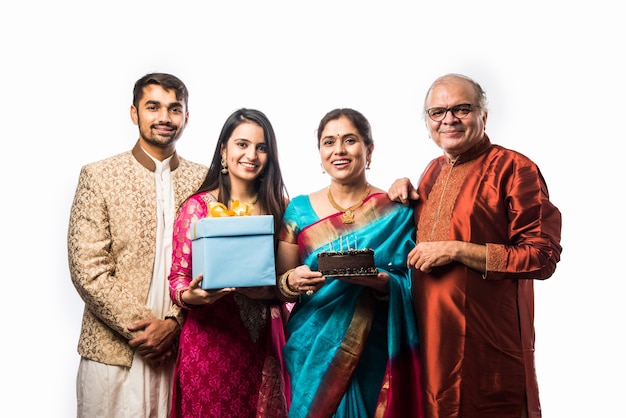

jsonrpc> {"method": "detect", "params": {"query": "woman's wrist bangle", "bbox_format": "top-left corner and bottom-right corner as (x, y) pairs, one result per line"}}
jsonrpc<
(278, 268), (300, 300)
(175, 286), (189, 306)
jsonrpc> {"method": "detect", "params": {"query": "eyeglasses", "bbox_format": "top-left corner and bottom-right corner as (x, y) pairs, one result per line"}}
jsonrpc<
(426, 104), (476, 122)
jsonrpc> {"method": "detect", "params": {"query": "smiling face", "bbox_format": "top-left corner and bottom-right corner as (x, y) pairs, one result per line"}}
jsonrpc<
(425, 76), (487, 160)
(131, 84), (188, 155)
(221, 121), (267, 183)
(319, 115), (372, 185)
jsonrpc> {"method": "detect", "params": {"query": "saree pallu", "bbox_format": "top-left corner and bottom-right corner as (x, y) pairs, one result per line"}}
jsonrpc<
(280, 193), (423, 418)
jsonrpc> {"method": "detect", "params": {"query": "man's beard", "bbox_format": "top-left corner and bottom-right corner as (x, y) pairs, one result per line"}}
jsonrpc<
(139, 122), (182, 148)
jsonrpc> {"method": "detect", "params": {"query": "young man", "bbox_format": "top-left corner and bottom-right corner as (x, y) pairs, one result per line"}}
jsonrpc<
(68, 73), (208, 417)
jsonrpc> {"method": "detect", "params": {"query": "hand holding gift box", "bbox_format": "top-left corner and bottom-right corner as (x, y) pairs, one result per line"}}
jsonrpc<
(191, 201), (276, 290)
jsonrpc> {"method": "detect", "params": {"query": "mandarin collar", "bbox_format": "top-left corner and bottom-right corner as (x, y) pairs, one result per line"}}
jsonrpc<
(131, 140), (180, 172)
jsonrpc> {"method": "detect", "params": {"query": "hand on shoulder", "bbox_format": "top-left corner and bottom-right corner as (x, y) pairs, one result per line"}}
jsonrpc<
(387, 177), (419, 205)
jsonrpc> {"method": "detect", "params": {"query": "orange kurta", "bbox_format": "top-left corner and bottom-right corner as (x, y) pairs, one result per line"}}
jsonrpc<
(413, 135), (562, 418)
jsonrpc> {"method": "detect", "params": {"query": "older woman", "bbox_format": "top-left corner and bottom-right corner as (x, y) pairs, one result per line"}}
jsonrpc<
(276, 108), (423, 417)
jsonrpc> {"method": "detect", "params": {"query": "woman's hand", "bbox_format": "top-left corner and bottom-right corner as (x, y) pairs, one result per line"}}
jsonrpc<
(183, 274), (235, 305)
(286, 265), (325, 295)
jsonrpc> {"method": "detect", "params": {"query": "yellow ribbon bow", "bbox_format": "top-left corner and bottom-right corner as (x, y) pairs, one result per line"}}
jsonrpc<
(208, 200), (254, 217)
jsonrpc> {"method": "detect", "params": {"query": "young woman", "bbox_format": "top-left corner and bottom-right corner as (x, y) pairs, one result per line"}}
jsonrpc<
(168, 108), (289, 417)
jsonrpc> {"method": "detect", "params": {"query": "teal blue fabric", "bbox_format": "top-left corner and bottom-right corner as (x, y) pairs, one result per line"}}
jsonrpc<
(281, 193), (420, 417)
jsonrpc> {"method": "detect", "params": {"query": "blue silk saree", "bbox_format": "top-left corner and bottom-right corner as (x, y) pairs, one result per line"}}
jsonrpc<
(279, 192), (423, 418)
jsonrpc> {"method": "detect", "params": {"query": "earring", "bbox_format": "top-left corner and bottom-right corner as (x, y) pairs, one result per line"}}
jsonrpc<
(320, 163), (325, 174)
(220, 157), (228, 174)
(366, 160), (371, 170)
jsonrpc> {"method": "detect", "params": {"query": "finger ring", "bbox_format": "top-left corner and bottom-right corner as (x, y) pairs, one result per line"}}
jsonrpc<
(306, 289), (314, 296)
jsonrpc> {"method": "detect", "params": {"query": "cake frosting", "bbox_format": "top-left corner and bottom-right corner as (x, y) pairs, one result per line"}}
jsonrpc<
(317, 249), (377, 276)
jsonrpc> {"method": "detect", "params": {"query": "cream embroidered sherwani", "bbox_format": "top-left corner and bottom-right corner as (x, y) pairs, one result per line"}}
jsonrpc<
(68, 141), (207, 367)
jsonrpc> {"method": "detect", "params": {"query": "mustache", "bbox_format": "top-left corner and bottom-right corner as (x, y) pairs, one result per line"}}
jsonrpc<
(439, 127), (464, 133)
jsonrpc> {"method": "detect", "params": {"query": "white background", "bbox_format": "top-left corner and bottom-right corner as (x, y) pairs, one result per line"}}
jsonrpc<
(2, 1), (623, 416)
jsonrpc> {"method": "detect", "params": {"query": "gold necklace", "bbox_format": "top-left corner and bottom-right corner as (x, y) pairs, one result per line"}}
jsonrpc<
(327, 184), (370, 224)
(230, 194), (258, 205)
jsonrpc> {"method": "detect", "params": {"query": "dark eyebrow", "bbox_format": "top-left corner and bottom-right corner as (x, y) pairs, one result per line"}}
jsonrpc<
(322, 133), (358, 141)
(144, 100), (183, 109)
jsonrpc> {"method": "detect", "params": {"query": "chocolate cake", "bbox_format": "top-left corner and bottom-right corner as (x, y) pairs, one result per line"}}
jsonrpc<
(317, 249), (378, 276)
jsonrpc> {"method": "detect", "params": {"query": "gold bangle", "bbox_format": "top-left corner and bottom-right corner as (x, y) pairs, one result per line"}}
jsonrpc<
(278, 268), (300, 299)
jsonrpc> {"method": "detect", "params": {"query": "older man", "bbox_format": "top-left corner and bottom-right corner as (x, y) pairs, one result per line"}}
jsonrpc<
(390, 73), (562, 418)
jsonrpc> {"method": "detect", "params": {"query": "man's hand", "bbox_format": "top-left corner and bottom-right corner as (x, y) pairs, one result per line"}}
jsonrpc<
(408, 241), (456, 273)
(128, 318), (180, 367)
(388, 177), (419, 205)
(408, 241), (486, 273)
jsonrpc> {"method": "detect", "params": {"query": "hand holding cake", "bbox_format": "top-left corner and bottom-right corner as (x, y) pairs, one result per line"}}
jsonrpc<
(278, 265), (324, 297)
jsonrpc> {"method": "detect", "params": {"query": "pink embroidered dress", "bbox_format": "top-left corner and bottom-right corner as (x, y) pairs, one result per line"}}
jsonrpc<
(169, 191), (289, 417)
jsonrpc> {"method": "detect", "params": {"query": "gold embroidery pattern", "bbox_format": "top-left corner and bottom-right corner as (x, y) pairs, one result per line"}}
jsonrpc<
(418, 161), (473, 242)
(68, 150), (207, 367)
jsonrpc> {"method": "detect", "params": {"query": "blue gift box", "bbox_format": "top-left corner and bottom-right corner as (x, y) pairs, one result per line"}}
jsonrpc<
(191, 215), (276, 290)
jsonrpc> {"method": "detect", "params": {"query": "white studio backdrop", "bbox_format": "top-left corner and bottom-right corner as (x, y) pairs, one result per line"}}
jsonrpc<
(1, 1), (623, 416)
